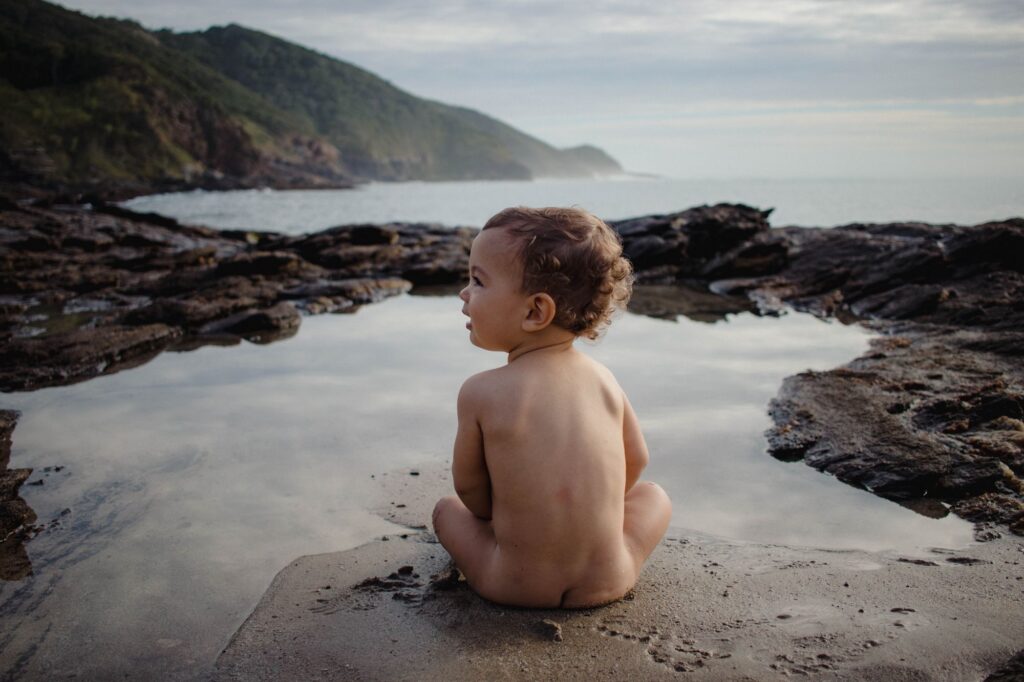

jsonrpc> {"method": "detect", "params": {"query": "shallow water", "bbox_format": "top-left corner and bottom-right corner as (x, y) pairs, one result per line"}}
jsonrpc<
(0, 293), (973, 678)
(123, 176), (1024, 234)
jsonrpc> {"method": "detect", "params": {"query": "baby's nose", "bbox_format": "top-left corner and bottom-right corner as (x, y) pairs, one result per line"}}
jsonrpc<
(458, 285), (469, 302)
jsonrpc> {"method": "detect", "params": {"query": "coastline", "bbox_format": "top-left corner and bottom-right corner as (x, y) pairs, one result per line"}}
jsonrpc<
(0, 196), (1022, 678)
(1, 199), (1020, 534)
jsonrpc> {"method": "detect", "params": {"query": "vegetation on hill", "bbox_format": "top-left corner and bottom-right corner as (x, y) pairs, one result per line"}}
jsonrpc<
(0, 0), (621, 196)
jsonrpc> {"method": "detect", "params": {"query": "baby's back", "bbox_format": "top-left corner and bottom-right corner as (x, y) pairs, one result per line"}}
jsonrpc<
(479, 350), (632, 594)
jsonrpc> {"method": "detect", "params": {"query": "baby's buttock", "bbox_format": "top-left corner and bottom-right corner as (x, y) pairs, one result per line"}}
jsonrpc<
(480, 539), (638, 609)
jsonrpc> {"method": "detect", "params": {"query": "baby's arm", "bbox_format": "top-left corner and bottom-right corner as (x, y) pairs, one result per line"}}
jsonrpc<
(452, 377), (492, 520)
(623, 394), (650, 494)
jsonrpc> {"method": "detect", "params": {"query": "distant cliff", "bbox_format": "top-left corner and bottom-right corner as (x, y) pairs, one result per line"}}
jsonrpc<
(0, 0), (622, 197)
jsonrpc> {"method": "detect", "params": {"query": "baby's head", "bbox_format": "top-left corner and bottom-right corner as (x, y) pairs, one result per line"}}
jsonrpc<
(482, 206), (633, 340)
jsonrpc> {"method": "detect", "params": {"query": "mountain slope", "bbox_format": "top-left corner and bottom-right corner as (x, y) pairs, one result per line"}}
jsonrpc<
(0, 0), (351, 194)
(159, 24), (621, 181)
(0, 1), (621, 196)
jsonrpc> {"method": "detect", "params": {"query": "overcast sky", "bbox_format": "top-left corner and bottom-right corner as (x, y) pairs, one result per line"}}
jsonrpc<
(57, 0), (1024, 179)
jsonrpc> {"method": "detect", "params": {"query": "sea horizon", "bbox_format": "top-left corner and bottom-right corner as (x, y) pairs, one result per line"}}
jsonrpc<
(124, 175), (1024, 237)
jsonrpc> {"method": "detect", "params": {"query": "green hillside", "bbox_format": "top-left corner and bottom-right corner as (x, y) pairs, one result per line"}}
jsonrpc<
(0, 0), (621, 195)
(0, 0), (336, 193)
(160, 24), (620, 181)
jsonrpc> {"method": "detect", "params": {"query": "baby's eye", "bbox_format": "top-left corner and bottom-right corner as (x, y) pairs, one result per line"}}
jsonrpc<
(471, 276), (483, 286)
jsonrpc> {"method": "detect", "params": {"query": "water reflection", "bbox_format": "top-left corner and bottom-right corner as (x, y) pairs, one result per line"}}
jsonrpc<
(0, 293), (974, 678)
(628, 283), (754, 323)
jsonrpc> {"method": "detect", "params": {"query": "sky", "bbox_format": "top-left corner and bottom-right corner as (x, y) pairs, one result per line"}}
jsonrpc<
(56, 0), (1024, 179)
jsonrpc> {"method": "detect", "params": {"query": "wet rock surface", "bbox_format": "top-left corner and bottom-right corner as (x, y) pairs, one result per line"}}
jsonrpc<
(987, 648), (1024, 682)
(728, 220), (1024, 535)
(0, 200), (765, 393)
(0, 410), (34, 581)
(0, 199), (471, 391)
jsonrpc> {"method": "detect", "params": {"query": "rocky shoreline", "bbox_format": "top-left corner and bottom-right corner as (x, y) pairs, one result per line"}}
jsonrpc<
(0, 198), (1022, 568)
(716, 221), (1024, 538)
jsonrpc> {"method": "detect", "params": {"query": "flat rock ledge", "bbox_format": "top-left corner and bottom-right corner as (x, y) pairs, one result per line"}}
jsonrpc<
(215, 529), (1024, 681)
(213, 463), (1024, 681)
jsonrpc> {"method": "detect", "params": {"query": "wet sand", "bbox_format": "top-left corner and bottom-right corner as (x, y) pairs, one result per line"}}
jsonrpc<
(215, 463), (1024, 681)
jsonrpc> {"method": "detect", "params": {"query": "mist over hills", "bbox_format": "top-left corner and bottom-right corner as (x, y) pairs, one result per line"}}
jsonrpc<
(0, 0), (621, 197)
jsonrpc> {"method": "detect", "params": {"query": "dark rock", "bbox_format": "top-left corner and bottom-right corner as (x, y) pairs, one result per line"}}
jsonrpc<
(313, 244), (405, 271)
(281, 278), (411, 305)
(609, 204), (772, 280)
(627, 283), (754, 323)
(349, 225), (399, 246)
(89, 201), (184, 230)
(952, 494), (1024, 528)
(211, 302), (301, 340)
(125, 276), (283, 330)
(622, 234), (677, 271)
(944, 556), (990, 565)
(744, 218), (1024, 528)
(986, 649), (1024, 682)
(0, 323), (180, 391)
(943, 220), (1024, 274)
(701, 235), (790, 279)
(0, 410), (36, 581)
(896, 497), (949, 519)
(535, 618), (563, 642)
(719, 219), (1024, 332)
(851, 284), (950, 320)
(767, 330), (1024, 514)
(215, 251), (314, 277)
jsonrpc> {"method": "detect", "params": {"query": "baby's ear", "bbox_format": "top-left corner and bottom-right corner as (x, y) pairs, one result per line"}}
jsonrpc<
(522, 293), (557, 332)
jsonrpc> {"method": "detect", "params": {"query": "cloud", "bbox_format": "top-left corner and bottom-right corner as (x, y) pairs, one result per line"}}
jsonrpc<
(51, 0), (1024, 178)
(60, 0), (1024, 51)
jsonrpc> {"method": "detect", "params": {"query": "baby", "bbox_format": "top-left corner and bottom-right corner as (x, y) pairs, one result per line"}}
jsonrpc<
(432, 206), (671, 608)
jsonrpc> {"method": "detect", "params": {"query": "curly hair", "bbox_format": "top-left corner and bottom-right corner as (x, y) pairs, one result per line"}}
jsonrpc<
(482, 206), (633, 340)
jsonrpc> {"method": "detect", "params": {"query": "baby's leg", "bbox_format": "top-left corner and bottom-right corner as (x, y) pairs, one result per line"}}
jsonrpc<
(432, 496), (497, 588)
(623, 481), (672, 574)
(433, 496), (565, 607)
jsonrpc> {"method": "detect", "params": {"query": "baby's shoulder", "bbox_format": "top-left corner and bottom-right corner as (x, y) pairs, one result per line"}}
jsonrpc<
(572, 354), (627, 410)
(460, 361), (542, 404)
(458, 366), (510, 401)
(457, 367), (526, 421)
(576, 352), (621, 387)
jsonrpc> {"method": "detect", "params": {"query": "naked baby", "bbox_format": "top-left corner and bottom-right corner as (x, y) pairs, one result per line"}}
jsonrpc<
(432, 206), (671, 608)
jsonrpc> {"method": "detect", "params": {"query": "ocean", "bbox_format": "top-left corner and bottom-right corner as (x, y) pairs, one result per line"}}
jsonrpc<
(122, 176), (1024, 234)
